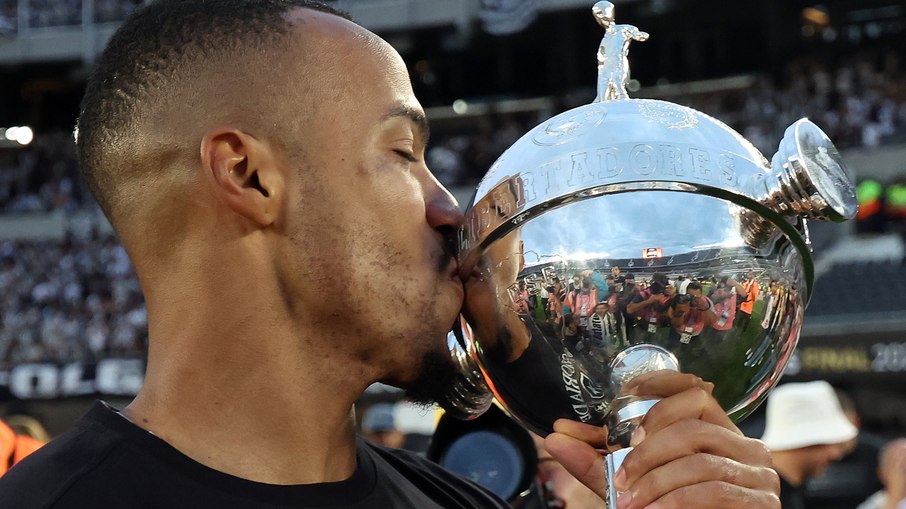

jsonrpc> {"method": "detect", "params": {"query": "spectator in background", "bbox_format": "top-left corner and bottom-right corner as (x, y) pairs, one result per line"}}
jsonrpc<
(806, 390), (886, 509)
(560, 313), (583, 354)
(761, 381), (858, 509)
(670, 283), (714, 340)
(857, 439), (906, 509)
(738, 270), (760, 329)
(587, 301), (623, 354)
(512, 281), (530, 315)
(0, 417), (45, 477)
(617, 273), (640, 330)
(2, 415), (50, 444)
(0, 233), (147, 370)
(566, 279), (596, 335)
(626, 280), (669, 337)
(360, 403), (406, 450)
(610, 265), (625, 287)
(710, 277), (745, 333)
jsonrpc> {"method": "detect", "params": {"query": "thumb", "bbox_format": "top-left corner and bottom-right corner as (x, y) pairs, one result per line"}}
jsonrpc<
(544, 432), (607, 500)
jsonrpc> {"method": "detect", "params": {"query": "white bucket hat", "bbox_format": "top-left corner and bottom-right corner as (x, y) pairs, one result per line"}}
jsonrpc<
(760, 380), (858, 451)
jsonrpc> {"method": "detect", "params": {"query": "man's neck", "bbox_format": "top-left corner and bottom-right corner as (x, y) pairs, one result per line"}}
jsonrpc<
(125, 316), (369, 485)
(126, 366), (361, 485)
(127, 243), (384, 485)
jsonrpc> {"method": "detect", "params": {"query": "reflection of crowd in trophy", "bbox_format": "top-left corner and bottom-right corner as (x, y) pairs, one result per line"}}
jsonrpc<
(509, 264), (796, 360)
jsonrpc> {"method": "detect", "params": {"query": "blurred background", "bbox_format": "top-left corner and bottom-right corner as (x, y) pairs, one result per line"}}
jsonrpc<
(0, 0), (904, 506)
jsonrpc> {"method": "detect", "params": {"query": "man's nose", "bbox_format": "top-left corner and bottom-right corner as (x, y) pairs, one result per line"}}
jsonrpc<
(423, 173), (465, 232)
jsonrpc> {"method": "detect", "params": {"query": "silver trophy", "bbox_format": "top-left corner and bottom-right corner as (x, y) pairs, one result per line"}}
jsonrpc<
(441, 2), (857, 507)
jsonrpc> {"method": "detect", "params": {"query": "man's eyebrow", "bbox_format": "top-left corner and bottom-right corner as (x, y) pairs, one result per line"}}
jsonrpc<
(382, 105), (431, 146)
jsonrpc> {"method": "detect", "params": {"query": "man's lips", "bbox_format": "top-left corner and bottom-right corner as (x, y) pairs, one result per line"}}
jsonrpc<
(445, 257), (462, 281)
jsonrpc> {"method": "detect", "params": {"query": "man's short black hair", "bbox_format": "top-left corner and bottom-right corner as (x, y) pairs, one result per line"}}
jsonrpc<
(76, 0), (350, 224)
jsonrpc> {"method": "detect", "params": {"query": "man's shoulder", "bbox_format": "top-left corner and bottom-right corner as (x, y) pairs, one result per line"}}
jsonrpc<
(360, 440), (510, 508)
(0, 402), (122, 508)
(361, 441), (471, 485)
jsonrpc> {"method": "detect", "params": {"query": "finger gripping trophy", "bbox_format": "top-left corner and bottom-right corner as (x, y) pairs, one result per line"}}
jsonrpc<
(441, 2), (857, 507)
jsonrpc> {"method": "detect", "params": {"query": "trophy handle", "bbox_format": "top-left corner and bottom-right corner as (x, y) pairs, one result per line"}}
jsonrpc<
(769, 118), (857, 222)
(440, 318), (494, 420)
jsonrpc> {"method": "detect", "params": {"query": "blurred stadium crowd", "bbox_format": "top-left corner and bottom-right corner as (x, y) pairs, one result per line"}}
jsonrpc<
(1, 46), (906, 369)
(430, 53), (906, 186)
(0, 0), (143, 32)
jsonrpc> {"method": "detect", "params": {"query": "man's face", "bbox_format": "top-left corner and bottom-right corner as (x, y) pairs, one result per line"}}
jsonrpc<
(611, 266), (620, 277)
(595, 304), (608, 316)
(801, 443), (847, 479)
(276, 11), (463, 390)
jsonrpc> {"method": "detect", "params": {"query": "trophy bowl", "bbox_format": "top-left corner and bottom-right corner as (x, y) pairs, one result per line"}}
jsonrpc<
(440, 2), (857, 507)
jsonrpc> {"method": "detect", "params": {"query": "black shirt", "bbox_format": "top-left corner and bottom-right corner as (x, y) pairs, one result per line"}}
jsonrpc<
(0, 401), (508, 508)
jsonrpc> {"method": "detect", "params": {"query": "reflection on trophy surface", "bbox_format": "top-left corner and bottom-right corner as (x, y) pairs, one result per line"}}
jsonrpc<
(441, 1), (857, 507)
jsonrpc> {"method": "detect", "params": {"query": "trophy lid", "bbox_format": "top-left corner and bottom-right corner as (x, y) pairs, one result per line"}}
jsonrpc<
(459, 8), (855, 276)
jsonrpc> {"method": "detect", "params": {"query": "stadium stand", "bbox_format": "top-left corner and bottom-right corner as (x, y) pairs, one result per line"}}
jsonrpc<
(0, 0), (904, 452)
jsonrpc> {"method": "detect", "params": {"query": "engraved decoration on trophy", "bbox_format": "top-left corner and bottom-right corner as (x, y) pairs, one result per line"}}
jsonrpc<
(441, 2), (857, 508)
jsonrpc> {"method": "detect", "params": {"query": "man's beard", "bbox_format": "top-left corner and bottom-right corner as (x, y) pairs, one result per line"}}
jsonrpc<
(403, 348), (459, 407)
(403, 230), (462, 406)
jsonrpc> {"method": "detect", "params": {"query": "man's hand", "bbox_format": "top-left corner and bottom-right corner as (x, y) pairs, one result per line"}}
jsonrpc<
(543, 371), (780, 509)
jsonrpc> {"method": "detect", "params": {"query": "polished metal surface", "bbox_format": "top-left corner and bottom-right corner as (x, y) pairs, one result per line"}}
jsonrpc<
(605, 448), (631, 509)
(442, 1), (857, 479)
(444, 320), (494, 421)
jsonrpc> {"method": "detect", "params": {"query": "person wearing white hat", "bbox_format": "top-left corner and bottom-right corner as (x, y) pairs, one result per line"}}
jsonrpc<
(761, 380), (858, 509)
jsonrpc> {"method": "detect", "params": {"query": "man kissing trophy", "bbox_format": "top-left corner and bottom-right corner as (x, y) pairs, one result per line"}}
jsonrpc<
(441, 1), (857, 507)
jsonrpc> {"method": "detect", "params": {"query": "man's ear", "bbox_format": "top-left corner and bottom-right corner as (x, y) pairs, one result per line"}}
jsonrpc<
(201, 128), (283, 227)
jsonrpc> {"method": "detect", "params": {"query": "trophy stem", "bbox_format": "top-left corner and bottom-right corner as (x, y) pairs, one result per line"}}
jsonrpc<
(604, 448), (632, 509)
(602, 396), (659, 508)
